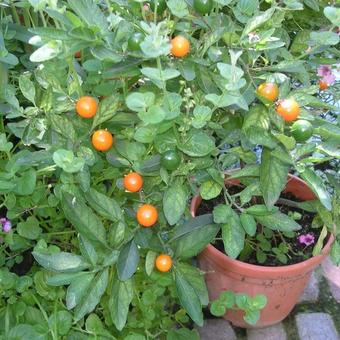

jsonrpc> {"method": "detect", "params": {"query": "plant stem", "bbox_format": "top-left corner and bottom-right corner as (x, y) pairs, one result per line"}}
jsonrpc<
(140, 2), (147, 21)
(32, 295), (58, 340)
(10, 5), (20, 24)
(39, 10), (47, 27)
(156, 57), (166, 93)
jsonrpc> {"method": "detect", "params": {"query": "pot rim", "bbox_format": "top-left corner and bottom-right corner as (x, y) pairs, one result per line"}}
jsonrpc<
(191, 174), (335, 275)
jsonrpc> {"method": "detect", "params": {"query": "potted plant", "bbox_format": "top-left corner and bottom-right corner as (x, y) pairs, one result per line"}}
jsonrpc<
(185, 2), (340, 328)
(1, 0), (339, 337)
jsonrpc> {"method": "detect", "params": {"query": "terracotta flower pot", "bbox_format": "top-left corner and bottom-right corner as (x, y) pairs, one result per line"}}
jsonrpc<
(191, 175), (334, 328)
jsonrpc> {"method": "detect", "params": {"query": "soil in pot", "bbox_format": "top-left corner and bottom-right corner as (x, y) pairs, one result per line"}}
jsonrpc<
(196, 186), (324, 267)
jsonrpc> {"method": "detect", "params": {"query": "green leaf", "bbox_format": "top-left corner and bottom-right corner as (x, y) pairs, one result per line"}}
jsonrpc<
(167, 328), (200, 340)
(201, 180), (222, 200)
(210, 301), (226, 317)
(245, 205), (278, 216)
(244, 309), (260, 325)
(74, 269), (109, 321)
(303, 0), (319, 11)
(49, 114), (76, 142)
(217, 290), (236, 308)
(67, 0), (108, 34)
(330, 240), (340, 266)
(79, 235), (98, 266)
(171, 214), (214, 241)
(47, 272), (89, 286)
(141, 67), (180, 89)
(8, 324), (42, 340)
(255, 212), (301, 232)
(162, 92), (182, 120)
(134, 126), (157, 143)
(30, 41), (62, 62)
(92, 96), (119, 130)
(174, 224), (219, 258)
(242, 7), (275, 37)
(61, 192), (108, 247)
(163, 181), (188, 225)
(126, 92), (155, 112)
(213, 205), (232, 224)
(176, 263), (209, 306)
(267, 60), (305, 73)
(48, 311), (72, 336)
(138, 105), (166, 124)
(248, 294), (267, 309)
(310, 31), (339, 46)
(66, 273), (94, 310)
(14, 168), (36, 196)
(260, 148), (289, 210)
(178, 130), (215, 157)
(317, 140), (340, 158)
(217, 62), (244, 82)
(53, 149), (85, 173)
(32, 251), (89, 273)
(85, 314), (113, 338)
(86, 188), (122, 221)
(109, 279), (134, 331)
(19, 75), (35, 105)
(117, 240), (140, 280)
(240, 213), (257, 236)
(167, 0), (189, 17)
(324, 6), (340, 26)
(205, 92), (248, 110)
(90, 46), (122, 62)
(192, 105), (212, 129)
(221, 207), (245, 259)
(174, 268), (203, 326)
(228, 164), (260, 179)
(312, 225), (328, 256)
(145, 250), (157, 276)
(299, 168), (332, 211)
(17, 216), (42, 240)
(0, 133), (13, 153)
(69, 27), (97, 41)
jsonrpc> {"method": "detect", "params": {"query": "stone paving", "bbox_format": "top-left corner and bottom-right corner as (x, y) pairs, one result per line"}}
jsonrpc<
(198, 257), (340, 340)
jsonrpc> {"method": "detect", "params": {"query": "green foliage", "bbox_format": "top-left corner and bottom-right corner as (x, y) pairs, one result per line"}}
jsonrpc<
(210, 290), (267, 325)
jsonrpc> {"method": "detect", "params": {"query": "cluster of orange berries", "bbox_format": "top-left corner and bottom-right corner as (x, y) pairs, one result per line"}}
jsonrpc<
(76, 96), (113, 151)
(256, 82), (300, 122)
(76, 99), (172, 272)
(122, 172), (173, 272)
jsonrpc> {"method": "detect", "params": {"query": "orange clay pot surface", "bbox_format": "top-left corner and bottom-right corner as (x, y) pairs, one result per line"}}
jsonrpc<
(191, 174), (334, 328)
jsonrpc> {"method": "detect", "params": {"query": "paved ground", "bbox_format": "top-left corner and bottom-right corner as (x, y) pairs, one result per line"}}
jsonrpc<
(198, 257), (340, 340)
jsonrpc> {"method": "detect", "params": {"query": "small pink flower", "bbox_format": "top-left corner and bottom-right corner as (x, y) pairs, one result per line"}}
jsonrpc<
(317, 65), (336, 85)
(317, 65), (332, 77)
(3, 221), (11, 233)
(0, 218), (12, 233)
(298, 233), (315, 246)
(248, 32), (260, 43)
(322, 73), (336, 85)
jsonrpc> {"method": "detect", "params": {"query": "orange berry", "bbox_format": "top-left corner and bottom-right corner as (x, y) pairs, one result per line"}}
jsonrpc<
(319, 80), (328, 91)
(137, 204), (158, 227)
(91, 130), (113, 152)
(171, 36), (190, 58)
(276, 99), (300, 122)
(123, 172), (143, 192)
(76, 96), (98, 118)
(256, 82), (279, 102)
(155, 254), (172, 272)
